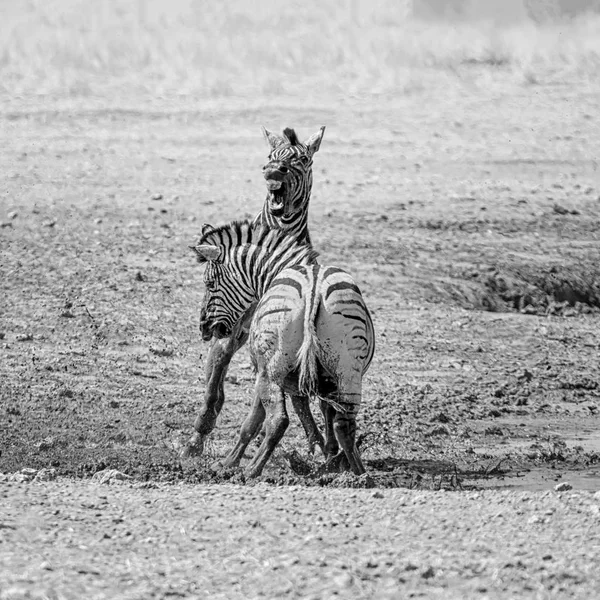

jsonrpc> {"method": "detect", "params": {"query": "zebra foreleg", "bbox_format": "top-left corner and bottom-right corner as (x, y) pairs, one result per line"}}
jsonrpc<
(214, 387), (266, 471)
(291, 395), (325, 456)
(180, 324), (249, 458)
(244, 377), (289, 479)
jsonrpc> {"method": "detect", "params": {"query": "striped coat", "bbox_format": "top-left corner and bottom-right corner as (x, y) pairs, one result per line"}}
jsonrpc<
(194, 220), (375, 478)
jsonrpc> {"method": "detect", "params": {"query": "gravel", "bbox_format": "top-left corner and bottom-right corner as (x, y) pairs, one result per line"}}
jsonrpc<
(1, 477), (600, 599)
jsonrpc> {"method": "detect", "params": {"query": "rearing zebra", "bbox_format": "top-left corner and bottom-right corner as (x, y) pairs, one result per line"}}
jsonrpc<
(181, 126), (326, 459)
(193, 220), (375, 478)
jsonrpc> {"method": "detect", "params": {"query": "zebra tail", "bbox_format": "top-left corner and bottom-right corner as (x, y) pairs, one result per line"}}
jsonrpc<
(297, 296), (320, 398)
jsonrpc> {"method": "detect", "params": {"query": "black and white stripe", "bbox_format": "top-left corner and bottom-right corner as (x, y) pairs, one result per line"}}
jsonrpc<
(255, 126), (325, 243)
(193, 219), (374, 477)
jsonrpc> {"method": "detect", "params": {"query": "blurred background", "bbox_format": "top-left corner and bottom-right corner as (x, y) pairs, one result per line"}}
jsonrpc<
(2, 0), (600, 105)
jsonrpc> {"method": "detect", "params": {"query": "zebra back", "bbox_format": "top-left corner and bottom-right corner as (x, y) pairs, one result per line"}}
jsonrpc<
(260, 263), (375, 398)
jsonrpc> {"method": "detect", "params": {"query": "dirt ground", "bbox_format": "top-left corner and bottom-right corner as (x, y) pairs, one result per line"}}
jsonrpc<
(2, 68), (600, 597)
(2, 477), (600, 599)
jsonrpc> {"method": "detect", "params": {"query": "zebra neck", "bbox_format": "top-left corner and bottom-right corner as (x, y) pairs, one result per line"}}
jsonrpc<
(257, 200), (311, 243)
(248, 245), (313, 297)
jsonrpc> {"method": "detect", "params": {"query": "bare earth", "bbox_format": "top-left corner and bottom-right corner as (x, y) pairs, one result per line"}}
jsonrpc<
(2, 69), (600, 597)
(2, 478), (600, 599)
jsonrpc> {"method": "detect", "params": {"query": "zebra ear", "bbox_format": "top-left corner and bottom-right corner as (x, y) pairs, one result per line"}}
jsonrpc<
(262, 126), (283, 150)
(304, 126), (325, 155)
(192, 244), (221, 262)
(201, 223), (214, 236)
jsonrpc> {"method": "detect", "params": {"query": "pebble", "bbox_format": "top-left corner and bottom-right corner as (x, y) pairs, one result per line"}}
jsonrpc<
(555, 482), (573, 492)
(92, 469), (132, 485)
(333, 573), (354, 588)
(34, 468), (57, 482)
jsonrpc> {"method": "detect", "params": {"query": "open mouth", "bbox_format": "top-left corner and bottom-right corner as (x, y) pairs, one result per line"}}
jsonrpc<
(266, 180), (286, 216)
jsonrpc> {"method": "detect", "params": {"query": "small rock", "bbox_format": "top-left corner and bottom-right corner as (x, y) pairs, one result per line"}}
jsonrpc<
(10, 471), (35, 483)
(151, 193), (163, 201)
(552, 204), (569, 215)
(135, 271), (145, 282)
(34, 468), (57, 482)
(555, 482), (573, 492)
(15, 333), (33, 342)
(0, 221), (13, 228)
(149, 347), (174, 358)
(372, 491), (384, 499)
(421, 566), (435, 579)
(43, 219), (57, 227)
(60, 310), (75, 318)
(333, 573), (354, 589)
(8, 211), (18, 220)
(92, 469), (132, 485)
(484, 425), (504, 436)
(431, 412), (450, 423)
(427, 425), (449, 436)
(37, 437), (56, 451)
(519, 369), (534, 382)
(528, 515), (546, 524)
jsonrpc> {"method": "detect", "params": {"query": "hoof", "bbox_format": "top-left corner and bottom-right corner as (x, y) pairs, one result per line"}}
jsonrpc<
(209, 459), (224, 472)
(243, 465), (262, 479)
(179, 433), (205, 459)
(325, 451), (350, 473)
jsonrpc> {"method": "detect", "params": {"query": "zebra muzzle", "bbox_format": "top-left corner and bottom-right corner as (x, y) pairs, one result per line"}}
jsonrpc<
(201, 322), (230, 341)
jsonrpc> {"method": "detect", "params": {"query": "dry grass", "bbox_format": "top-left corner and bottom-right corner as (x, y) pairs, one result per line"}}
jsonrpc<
(2, 0), (600, 101)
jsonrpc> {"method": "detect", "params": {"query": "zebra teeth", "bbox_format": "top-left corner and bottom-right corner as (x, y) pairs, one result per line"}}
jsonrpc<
(266, 180), (283, 191)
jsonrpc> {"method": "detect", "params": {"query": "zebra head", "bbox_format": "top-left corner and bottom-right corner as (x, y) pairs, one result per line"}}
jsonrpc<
(194, 246), (249, 342)
(261, 126), (325, 222)
(192, 221), (257, 341)
(192, 220), (318, 342)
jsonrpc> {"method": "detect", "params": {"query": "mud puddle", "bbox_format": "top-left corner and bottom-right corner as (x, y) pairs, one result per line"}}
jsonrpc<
(467, 416), (600, 491)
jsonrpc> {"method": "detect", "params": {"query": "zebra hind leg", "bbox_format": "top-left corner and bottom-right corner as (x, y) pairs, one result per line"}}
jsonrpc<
(291, 394), (325, 456)
(244, 377), (289, 479)
(332, 396), (365, 476)
(214, 383), (266, 471)
(320, 397), (339, 461)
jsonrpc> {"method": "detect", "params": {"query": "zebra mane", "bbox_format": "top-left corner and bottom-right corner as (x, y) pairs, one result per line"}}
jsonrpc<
(192, 219), (319, 265)
(282, 127), (299, 146)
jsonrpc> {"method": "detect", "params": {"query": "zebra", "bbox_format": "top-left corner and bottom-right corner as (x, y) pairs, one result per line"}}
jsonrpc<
(181, 126), (326, 459)
(192, 220), (375, 478)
